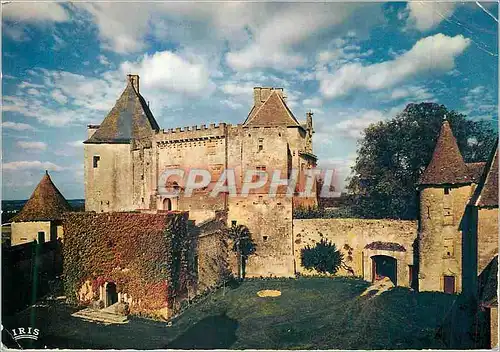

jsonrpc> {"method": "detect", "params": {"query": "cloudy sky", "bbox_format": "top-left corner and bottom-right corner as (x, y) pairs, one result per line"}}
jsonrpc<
(2, 2), (498, 200)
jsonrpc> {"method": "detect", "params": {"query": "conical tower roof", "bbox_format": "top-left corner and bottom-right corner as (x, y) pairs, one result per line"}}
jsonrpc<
(418, 120), (472, 186)
(12, 171), (72, 222)
(84, 75), (159, 144)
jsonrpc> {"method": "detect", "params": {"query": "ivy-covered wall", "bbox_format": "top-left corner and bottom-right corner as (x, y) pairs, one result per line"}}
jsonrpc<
(62, 211), (192, 319)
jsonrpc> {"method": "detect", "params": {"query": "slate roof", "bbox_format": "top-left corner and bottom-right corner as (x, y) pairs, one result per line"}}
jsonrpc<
(418, 120), (472, 186)
(364, 241), (406, 252)
(12, 171), (72, 222)
(243, 90), (301, 127)
(478, 255), (498, 307)
(84, 78), (160, 144)
(473, 140), (499, 208)
(466, 162), (486, 182)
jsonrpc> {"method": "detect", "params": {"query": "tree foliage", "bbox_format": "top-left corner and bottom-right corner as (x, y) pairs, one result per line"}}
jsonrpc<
(301, 239), (343, 275)
(227, 224), (256, 279)
(347, 103), (496, 219)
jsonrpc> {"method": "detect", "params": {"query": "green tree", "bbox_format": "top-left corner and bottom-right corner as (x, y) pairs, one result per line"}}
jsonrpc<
(347, 103), (496, 219)
(227, 224), (256, 280)
(301, 239), (343, 274)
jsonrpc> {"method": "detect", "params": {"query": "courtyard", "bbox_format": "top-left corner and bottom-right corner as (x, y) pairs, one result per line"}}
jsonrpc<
(2, 277), (456, 349)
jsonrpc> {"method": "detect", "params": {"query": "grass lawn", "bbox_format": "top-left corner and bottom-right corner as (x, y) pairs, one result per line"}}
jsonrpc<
(2, 277), (457, 349)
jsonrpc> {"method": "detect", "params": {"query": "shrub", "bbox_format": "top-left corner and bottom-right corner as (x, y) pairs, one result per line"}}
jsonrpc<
(300, 239), (343, 275)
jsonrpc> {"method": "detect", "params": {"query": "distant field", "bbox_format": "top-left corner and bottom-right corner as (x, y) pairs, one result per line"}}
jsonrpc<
(1, 199), (85, 223)
(2, 277), (456, 349)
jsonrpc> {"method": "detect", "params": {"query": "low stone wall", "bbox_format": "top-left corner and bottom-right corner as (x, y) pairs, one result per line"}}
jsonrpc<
(292, 218), (417, 287)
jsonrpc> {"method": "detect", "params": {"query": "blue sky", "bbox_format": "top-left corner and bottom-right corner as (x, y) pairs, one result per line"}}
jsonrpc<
(2, 2), (498, 200)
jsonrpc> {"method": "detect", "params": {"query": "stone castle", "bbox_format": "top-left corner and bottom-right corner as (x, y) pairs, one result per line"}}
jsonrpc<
(83, 74), (317, 277)
(9, 74), (498, 345)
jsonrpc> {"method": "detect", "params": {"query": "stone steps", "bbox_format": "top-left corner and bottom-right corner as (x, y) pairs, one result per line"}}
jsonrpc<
(71, 308), (128, 325)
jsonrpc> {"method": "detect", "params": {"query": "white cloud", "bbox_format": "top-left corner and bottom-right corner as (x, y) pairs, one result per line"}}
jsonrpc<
(98, 55), (111, 66)
(3, 160), (64, 171)
(225, 3), (363, 71)
(16, 141), (47, 151)
(220, 99), (244, 110)
(404, 2), (457, 31)
(461, 85), (497, 121)
(319, 34), (470, 99)
(2, 121), (35, 131)
(121, 50), (215, 96)
(51, 90), (68, 104)
(303, 97), (323, 107)
(27, 88), (41, 96)
(3, 3), (70, 23)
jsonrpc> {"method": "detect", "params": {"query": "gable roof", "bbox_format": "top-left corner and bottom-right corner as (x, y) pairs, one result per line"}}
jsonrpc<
(12, 171), (72, 222)
(84, 78), (160, 144)
(243, 90), (301, 127)
(418, 120), (472, 186)
(473, 139), (498, 208)
(478, 255), (498, 307)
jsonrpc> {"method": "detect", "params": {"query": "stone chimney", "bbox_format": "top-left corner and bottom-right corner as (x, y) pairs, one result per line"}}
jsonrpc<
(253, 87), (285, 108)
(127, 74), (140, 93)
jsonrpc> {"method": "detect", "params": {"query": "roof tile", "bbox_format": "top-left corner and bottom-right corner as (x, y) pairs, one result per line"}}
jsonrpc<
(419, 121), (472, 186)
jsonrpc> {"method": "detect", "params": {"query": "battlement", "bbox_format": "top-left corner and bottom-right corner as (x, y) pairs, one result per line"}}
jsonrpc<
(155, 122), (227, 143)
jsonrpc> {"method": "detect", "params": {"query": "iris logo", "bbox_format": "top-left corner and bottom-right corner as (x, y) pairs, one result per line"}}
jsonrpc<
(10, 327), (40, 341)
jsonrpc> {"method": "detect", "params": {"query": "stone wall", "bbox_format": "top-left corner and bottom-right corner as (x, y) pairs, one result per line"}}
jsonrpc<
(228, 194), (294, 277)
(84, 143), (133, 212)
(477, 207), (499, 274)
(292, 218), (417, 287)
(63, 211), (191, 319)
(196, 220), (229, 291)
(11, 221), (52, 246)
(418, 185), (473, 293)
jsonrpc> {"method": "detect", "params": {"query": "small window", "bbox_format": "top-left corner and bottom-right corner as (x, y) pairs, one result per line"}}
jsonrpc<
(426, 206), (431, 219)
(258, 145), (263, 152)
(258, 138), (264, 152)
(93, 155), (100, 168)
(263, 236), (268, 241)
(444, 187), (450, 195)
(408, 265), (414, 288)
(37, 231), (45, 244)
(231, 220), (237, 226)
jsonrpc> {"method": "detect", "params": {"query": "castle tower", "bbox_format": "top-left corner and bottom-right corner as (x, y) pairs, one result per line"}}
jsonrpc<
(417, 120), (478, 293)
(83, 74), (159, 212)
(10, 171), (72, 245)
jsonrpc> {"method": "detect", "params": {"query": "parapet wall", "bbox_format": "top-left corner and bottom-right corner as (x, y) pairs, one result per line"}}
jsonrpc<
(292, 218), (417, 286)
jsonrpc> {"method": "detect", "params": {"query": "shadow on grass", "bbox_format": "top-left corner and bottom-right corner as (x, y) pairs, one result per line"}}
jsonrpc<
(166, 312), (238, 349)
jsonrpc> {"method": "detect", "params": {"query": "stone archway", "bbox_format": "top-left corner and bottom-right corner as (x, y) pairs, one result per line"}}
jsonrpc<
(371, 255), (397, 285)
(105, 282), (118, 307)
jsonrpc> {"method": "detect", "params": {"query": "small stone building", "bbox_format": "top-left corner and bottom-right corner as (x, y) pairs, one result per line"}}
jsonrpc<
(63, 211), (196, 319)
(10, 171), (71, 246)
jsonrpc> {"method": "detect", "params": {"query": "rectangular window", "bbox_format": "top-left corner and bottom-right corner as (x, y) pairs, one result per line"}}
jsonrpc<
(263, 235), (268, 241)
(258, 138), (264, 152)
(37, 231), (45, 244)
(443, 275), (455, 294)
(444, 187), (450, 195)
(93, 155), (100, 168)
(231, 220), (237, 226)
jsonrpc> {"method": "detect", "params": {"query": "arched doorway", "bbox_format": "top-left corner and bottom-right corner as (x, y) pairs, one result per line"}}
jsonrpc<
(106, 282), (118, 307)
(163, 198), (172, 211)
(371, 255), (397, 285)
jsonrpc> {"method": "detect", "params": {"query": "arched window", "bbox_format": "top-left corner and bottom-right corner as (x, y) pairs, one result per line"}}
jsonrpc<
(163, 198), (172, 211)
